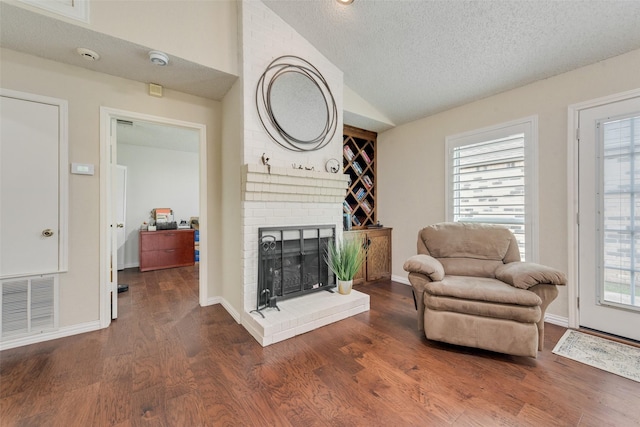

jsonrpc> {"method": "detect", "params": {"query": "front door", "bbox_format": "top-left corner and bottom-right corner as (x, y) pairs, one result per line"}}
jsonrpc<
(578, 95), (640, 341)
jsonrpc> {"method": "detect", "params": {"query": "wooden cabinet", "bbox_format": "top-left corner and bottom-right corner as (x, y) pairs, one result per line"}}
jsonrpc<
(345, 228), (392, 285)
(343, 125), (377, 229)
(139, 229), (195, 272)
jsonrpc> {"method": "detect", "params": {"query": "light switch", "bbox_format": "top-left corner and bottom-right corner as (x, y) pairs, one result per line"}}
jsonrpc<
(71, 163), (94, 175)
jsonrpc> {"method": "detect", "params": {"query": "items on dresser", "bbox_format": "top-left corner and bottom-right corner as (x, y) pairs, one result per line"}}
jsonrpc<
(153, 208), (172, 223)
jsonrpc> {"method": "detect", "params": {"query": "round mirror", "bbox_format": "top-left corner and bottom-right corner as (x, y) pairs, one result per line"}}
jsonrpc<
(269, 72), (328, 143)
(256, 56), (337, 152)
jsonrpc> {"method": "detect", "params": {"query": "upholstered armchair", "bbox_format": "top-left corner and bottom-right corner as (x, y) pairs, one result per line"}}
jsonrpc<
(403, 222), (566, 358)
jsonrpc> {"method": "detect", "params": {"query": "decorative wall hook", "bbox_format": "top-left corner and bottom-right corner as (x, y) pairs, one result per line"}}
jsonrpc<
(261, 153), (271, 174)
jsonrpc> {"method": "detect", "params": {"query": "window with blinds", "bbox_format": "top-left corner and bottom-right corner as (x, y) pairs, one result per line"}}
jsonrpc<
(600, 114), (640, 308)
(446, 117), (537, 261)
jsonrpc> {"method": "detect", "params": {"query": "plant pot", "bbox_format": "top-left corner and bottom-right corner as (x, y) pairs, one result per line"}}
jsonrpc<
(337, 279), (353, 295)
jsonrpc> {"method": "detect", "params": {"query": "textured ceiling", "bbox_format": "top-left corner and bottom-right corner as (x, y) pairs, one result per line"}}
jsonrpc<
(263, 0), (640, 127)
(0, 2), (237, 101)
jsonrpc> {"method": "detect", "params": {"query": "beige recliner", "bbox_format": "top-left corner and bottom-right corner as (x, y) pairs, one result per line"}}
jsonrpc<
(403, 222), (566, 358)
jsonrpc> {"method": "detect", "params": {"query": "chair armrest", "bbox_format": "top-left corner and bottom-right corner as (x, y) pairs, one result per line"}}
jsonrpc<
(403, 254), (445, 281)
(495, 262), (567, 290)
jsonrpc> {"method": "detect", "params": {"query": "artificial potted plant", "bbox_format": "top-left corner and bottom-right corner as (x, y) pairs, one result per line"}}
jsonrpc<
(325, 237), (366, 295)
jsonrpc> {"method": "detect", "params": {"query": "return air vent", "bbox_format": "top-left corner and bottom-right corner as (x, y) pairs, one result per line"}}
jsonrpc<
(1, 275), (57, 338)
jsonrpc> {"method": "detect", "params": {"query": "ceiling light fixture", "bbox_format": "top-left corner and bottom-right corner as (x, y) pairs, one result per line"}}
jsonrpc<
(336, 0), (354, 4)
(149, 50), (169, 66)
(76, 47), (100, 61)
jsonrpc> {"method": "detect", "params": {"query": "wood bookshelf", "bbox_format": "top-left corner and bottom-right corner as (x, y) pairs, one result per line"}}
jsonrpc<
(343, 125), (378, 229)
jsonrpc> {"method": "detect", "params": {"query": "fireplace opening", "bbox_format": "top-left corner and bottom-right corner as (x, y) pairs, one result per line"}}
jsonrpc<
(253, 225), (335, 316)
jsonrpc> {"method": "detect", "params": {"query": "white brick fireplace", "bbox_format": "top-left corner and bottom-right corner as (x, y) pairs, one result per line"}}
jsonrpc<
(239, 164), (370, 346)
(235, 1), (370, 346)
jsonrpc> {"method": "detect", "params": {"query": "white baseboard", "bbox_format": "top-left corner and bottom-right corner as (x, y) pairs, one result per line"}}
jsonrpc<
(205, 296), (241, 324)
(392, 274), (410, 285)
(221, 299), (241, 323)
(0, 320), (102, 351)
(545, 313), (569, 327)
(205, 296), (222, 306)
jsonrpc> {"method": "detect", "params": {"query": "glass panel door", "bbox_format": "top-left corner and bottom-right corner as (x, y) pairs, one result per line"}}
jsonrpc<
(601, 115), (640, 310)
(578, 95), (640, 341)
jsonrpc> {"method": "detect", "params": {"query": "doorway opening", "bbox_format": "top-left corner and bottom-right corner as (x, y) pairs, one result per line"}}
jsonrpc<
(100, 108), (207, 328)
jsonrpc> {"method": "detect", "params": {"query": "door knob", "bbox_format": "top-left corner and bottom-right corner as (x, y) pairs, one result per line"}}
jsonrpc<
(117, 223), (124, 228)
(42, 229), (54, 237)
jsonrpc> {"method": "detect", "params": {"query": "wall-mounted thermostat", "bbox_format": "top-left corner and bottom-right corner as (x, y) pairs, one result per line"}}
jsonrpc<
(71, 163), (94, 175)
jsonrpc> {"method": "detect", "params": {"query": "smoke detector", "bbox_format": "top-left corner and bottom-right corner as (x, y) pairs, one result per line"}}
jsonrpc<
(76, 47), (100, 61)
(149, 50), (169, 66)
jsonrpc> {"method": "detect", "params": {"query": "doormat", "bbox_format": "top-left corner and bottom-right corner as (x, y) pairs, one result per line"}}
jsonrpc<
(552, 330), (640, 383)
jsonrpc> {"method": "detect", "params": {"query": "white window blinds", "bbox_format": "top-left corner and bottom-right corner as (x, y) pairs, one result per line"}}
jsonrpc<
(447, 117), (537, 261)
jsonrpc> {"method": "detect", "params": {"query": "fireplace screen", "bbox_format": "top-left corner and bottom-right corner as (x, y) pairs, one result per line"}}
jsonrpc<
(254, 225), (335, 316)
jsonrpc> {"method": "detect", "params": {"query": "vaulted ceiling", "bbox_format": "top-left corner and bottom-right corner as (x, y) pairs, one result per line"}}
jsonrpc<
(264, 0), (640, 129)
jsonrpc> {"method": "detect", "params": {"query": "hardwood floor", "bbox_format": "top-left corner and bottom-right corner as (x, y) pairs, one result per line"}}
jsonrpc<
(1, 266), (639, 426)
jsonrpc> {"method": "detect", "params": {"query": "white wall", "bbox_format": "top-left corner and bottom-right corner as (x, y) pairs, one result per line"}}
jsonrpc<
(378, 48), (640, 320)
(344, 85), (395, 133)
(90, 0), (238, 75)
(117, 143), (199, 268)
(221, 78), (244, 314)
(0, 48), (223, 328)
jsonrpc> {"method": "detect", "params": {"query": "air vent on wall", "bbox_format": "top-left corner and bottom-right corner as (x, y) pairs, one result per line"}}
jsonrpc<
(1, 276), (57, 338)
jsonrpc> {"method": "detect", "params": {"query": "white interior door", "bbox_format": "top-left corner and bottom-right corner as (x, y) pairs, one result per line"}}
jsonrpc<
(110, 119), (119, 319)
(578, 95), (640, 341)
(0, 95), (61, 277)
(116, 165), (127, 271)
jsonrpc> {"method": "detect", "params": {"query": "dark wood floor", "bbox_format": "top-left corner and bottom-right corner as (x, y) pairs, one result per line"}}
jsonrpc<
(1, 266), (639, 427)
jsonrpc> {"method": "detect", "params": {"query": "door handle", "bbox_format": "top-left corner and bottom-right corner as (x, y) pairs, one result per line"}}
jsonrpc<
(42, 229), (54, 237)
(117, 223), (124, 228)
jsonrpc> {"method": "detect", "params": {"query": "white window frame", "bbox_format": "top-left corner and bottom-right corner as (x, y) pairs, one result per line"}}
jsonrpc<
(445, 115), (539, 262)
